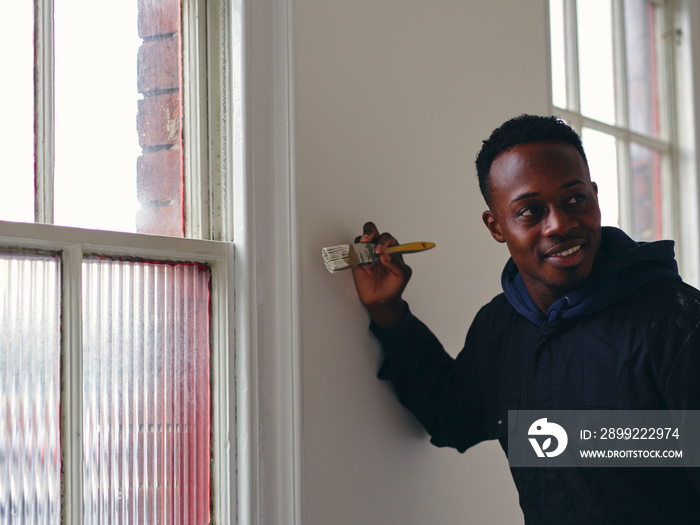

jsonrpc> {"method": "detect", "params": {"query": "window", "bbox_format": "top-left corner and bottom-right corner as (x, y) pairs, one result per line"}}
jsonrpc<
(0, 224), (233, 523)
(0, 0), (226, 239)
(0, 0), (236, 522)
(549, 0), (675, 242)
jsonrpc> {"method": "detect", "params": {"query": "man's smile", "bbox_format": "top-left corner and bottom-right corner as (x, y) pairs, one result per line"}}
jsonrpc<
(543, 239), (585, 258)
(544, 242), (586, 268)
(552, 244), (582, 257)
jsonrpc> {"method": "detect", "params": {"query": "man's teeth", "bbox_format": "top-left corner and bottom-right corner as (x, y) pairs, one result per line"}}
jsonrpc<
(552, 244), (582, 257)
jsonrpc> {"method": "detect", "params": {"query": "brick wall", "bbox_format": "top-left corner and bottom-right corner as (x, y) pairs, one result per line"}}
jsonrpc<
(136, 0), (184, 237)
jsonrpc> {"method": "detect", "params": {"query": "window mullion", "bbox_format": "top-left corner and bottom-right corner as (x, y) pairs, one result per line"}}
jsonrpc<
(612, 0), (632, 243)
(183, 0), (211, 240)
(661, 1), (680, 242)
(616, 135), (633, 234)
(34, 0), (55, 225)
(652, 1), (677, 240)
(564, 0), (581, 113)
(657, 2), (674, 142)
(628, 131), (671, 153)
(182, 0), (234, 243)
(61, 243), (84, 524)
(580, 116), (671, 153)
(210, 250), (236, 523)
(612, 0), (629, 129)
(207, 0), (236, 243)
(554, 107), (584, 133)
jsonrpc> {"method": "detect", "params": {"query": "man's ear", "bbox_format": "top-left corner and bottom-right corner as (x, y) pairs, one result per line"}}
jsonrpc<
(482, 210), (506, 243)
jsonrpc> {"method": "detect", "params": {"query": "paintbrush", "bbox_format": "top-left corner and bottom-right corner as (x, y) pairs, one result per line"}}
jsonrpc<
(322, 241), (436, 273)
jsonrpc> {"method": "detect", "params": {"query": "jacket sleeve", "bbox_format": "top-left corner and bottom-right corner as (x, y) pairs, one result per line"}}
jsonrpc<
(663, 317), (700, 495)
(373, 303), (488, 452)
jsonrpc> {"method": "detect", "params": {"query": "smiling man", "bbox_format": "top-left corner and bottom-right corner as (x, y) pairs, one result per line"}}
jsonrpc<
(352, 115), (700, 524)
(481, 140), (603, 312)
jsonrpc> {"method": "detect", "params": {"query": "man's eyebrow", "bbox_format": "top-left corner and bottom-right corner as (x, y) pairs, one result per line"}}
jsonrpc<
(511, 192), (539, 205)
(560, 179), (586, 190)
(510, 180), (586, 205)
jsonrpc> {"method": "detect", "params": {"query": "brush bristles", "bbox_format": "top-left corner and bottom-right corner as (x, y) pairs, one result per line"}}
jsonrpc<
(322, 244), (358, 272)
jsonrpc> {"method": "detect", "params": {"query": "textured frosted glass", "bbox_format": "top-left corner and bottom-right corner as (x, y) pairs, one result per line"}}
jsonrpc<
(82, 258), (211, 524)
(0, 253), (62, 523)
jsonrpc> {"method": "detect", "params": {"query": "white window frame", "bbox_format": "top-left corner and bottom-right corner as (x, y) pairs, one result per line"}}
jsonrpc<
(0, 220), (235, 523)
(548, 0), (700, 286)
(233, 0), (303, 522)
(549, 0), (676, 238)
(670, 0), (700, 287)
(2, 0), (303, 523)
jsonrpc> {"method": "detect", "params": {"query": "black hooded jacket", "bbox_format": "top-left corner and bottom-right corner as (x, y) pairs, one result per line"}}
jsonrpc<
(374, 228), (700, 524)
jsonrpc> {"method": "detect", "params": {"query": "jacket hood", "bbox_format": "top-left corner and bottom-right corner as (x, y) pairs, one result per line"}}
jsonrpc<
(501, 226), (681, 328)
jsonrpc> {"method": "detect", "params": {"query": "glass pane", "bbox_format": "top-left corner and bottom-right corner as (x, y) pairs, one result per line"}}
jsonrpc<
(82, 257), (211, 524)
(0, 3), (35, 223)
(629, 142), (662, 241)
(625, 0), (662, 138)
(550, 0), (567, 109)
(578, 0), (616, 125)
(54, 0), (184, 236)
(0, 252), (62, 522)
(582, 128), (619, 228)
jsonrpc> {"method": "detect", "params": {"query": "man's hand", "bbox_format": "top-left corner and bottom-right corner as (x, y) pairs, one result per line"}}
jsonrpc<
(352, 222), (412, 329)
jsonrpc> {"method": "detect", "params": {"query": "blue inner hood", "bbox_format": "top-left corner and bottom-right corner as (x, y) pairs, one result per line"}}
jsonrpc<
(501, 226), (682, 328)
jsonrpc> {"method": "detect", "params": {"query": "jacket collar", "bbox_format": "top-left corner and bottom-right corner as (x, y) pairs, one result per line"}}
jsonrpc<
(501, 227), (681, 328)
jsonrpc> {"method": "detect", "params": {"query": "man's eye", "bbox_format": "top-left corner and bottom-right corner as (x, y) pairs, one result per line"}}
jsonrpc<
(568, 194), (586, 204)
(519, 206), (541, 217)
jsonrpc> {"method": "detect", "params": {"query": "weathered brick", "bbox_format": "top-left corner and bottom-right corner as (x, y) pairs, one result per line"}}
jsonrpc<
(136, 0), (184, 239)
(137, 149), (183, 203)
(138, 0), (180, 39)
(136, 203), (184, 237)
(137, 93), (182, 148)
(138, 37), (181, 94)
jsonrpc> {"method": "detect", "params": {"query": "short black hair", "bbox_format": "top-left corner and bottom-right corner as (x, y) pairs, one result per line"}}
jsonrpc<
(475, 114), (588, 207)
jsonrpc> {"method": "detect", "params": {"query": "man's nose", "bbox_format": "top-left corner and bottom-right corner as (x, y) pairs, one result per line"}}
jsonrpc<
(543, 207), (576, 236)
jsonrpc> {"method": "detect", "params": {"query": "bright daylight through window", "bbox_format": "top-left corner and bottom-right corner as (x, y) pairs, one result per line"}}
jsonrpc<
(549, 0), (674, 242)
(0, 1), (231, 522)
(0, 0), (186, 236)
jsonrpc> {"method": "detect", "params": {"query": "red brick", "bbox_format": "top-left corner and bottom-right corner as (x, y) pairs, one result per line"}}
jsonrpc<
(137, 93), (182, 148)
(138, 37), (181, 94)
(138, 0), (181, 39)
(136, 203), (184, 237)
(137, 149), (183, 203)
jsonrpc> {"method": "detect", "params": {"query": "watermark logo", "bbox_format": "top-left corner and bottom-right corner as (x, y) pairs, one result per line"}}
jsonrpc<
(528, 418), (568, 458)
(509, 410), (698, 467)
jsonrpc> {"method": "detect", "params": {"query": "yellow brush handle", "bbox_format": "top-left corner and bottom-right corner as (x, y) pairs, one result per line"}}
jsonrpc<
(385, 241), (436, 255)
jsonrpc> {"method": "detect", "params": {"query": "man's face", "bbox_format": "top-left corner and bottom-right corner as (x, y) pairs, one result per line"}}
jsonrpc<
(482, 140), (602, 312)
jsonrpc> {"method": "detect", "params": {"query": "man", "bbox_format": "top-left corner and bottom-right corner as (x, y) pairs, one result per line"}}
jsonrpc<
(352, 115), (700, 523)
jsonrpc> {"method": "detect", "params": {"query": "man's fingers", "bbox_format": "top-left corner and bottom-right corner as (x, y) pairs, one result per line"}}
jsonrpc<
(363, 222), (380, 242)
(356, 221), (379, 243)
(353, 221), (401, 256)
(363, 222), (378, 236)
(379, 252), (413, 280)
(375, 232), (399, 256)
(380, 251), (406, 267)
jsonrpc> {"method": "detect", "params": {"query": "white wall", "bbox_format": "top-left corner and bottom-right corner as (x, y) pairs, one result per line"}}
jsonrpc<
(294, 1), (550, 523)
